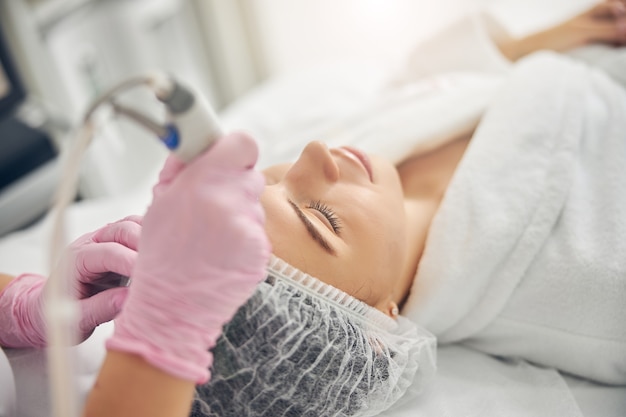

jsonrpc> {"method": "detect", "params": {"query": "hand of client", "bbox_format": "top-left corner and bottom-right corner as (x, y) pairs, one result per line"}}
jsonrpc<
(105, 131), (271, 384)
(499, 0), (626, 61)
(0, 216), (141, 348)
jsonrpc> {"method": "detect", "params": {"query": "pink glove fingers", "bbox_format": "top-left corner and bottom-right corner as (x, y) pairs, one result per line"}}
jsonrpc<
(248, 194), (267, 225)
(243, 167), (267, 200)
(92, 220), (142, 251)
(184, 131), (259, 174)
(231, 216), (271, 274)
(70, 216), (141, 299)
(73, 242), (137, 284)
(237, 169), (267, 225)
(206, 131), (259, 170)
(82, 243), (137, 277)
(0, 215), (141, 348)
(153, 154), (185, 197)
(78, 286), (128, 337)
(153, 131), (260, 199)
(72, 242), (137, 297)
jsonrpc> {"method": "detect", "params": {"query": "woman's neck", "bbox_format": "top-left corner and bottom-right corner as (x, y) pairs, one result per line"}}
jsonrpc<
(394, 134), (472, 304)
(398, 134), (471, 200)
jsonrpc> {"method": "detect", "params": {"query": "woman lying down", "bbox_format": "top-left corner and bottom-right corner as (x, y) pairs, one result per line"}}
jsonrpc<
(1, 1), (626, 416)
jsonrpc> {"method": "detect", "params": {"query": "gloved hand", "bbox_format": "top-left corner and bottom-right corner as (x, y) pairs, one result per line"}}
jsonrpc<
(106, 131), (270, 384)
(0, 216), (141, 348)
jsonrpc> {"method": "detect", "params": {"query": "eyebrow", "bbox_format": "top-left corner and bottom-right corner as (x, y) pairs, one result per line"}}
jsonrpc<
(287, 200), (337, 255)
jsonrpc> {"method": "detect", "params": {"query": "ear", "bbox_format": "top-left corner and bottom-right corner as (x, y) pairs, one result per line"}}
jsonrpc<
(387, 301), (400, 319)
(375, 297), (400, 318)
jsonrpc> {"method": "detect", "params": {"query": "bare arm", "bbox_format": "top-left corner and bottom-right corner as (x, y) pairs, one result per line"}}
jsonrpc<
(82, 351), (196, 417)
(496, 0), (626, 61)
(0, 273), (14, 293)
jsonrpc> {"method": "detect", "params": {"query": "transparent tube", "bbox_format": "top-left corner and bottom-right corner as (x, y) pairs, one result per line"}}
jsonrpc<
(46, 121), (95, 417)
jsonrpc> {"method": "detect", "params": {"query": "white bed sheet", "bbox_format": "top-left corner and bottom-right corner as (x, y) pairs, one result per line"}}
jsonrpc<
(1, 60), (625, 417)
(386, 345), (585, 417)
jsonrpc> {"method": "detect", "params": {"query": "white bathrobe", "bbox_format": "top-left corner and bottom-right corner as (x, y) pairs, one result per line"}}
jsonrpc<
(401, 49), (626, 385)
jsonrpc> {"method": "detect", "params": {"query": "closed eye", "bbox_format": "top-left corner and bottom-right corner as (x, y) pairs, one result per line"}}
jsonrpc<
(288, 199), (336, 255)
(307, 200), (342, 234)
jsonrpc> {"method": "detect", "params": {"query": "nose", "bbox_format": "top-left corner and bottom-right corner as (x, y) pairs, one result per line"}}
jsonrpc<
(298, 141), (340, 182)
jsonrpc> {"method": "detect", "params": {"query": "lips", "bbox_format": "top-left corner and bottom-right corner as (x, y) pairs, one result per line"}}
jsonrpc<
(338, 146), (373, 182)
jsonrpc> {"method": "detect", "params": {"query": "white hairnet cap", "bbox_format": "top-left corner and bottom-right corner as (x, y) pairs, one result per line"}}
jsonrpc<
(192, 255), (436, 417)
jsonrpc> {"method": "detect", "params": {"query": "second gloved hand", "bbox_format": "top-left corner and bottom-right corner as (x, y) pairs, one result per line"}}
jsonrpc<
(106, 132), (271, 384)
(0, 216), (141, 348)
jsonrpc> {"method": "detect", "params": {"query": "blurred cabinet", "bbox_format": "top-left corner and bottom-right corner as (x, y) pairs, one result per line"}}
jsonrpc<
(0, 7), (58, 237)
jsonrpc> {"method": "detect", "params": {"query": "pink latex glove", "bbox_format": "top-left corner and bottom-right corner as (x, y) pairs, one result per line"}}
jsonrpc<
(0, 215), (141, 348)
(106, 131), (270, 384)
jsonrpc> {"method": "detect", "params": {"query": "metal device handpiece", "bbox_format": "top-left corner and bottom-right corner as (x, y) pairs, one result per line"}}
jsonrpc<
(156, 80), (223, 162)
(82, 72), (223, 163)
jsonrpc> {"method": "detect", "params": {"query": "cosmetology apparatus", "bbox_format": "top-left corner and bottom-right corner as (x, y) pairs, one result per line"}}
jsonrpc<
(46, 71), (222, 417)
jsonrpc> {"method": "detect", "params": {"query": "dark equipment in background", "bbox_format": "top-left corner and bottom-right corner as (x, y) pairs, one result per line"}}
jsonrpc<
(0, 22), (58, 235)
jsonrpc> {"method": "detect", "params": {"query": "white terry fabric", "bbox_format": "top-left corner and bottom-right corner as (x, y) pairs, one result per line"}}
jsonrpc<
(568, 44), (626, 88)
(403, 51), (626, 385)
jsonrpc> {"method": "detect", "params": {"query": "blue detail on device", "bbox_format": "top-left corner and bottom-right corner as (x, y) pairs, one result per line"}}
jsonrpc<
(160, 124), (180, 150)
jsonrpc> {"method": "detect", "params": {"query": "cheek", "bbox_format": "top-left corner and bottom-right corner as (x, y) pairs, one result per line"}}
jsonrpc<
(346, 184), (406, 254)
(365, 196), (407, 279)
(351, 207), (406, 273)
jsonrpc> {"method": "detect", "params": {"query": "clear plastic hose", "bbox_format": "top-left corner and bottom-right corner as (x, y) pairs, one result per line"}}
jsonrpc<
(46, 120), (95, 417)
(45, 71), (173, 417)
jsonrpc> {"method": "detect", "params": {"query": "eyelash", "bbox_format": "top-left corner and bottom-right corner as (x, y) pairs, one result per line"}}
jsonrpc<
(308, 200), (342, 234)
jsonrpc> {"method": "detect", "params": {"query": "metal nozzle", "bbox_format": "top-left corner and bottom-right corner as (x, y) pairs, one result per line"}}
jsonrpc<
(110, 101), (169, 138)
(156, 80), (195, 114)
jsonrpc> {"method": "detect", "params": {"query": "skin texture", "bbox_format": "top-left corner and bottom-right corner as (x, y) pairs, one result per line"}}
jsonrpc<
(262, 142), (411, 316)
(83, 351), (195, 417)
(0, 274), (12, 293)
(262, 134), (472, 316)
(496, 0), (626, 61)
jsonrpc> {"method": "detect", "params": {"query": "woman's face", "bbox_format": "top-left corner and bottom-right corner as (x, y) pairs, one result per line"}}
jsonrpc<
(261, 141), (409, 314)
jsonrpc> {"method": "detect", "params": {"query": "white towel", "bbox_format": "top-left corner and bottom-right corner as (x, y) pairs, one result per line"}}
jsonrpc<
(403, 51), (626, 385)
